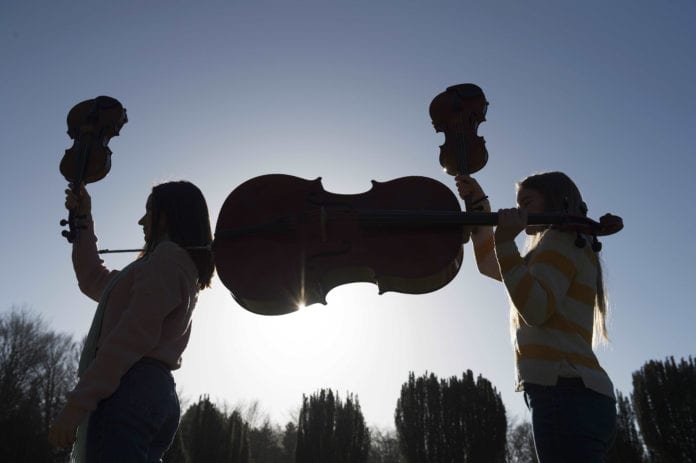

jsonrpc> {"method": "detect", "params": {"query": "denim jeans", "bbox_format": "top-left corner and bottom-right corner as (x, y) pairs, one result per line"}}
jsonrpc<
(86, 358), (180, 462)
(524, 378), (617, 463)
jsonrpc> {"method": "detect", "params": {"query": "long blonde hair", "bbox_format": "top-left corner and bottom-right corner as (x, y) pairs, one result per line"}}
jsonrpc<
(512, 172), (609, 346)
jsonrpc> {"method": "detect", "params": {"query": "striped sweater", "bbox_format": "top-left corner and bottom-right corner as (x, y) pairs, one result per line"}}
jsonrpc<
(474, 227), (614, 399)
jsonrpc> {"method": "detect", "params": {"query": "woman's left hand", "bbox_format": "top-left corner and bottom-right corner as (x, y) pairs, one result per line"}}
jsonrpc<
(48, 407), (81, 449)
(495, 207), (527, 242)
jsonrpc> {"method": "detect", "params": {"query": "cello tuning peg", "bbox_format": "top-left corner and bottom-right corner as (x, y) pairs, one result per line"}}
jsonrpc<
(591, 236), (602, 252)
(60, 219), (69, 226)
(574, 232), (586, 248)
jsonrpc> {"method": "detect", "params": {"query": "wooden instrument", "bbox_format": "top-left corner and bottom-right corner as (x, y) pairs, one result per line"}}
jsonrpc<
(60, 96), (127, 242)
(429, 83), (488, 177)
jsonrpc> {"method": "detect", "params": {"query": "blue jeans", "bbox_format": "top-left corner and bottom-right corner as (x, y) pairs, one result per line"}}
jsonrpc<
(524, 378), (617, 463)
(86, 358), (180, 462)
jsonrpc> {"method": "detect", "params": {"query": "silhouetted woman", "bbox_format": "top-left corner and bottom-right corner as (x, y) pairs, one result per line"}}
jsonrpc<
(456, 172), (616, 462)
(49, 181), (214, 462)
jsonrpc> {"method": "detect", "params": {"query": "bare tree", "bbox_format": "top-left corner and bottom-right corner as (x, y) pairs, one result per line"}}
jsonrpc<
(0, 306), (79, 462)
(369, 428), (402, 463)
(37, 331), (79, 433)
(0, 306), (48, 412)
(506, 419), (537, 463)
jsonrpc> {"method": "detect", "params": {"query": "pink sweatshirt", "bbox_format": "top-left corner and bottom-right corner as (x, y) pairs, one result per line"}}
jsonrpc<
(63, 215), (199, 424)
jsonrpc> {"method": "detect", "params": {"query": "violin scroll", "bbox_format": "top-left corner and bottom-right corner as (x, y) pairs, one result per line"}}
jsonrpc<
(429, 83), (489, 176)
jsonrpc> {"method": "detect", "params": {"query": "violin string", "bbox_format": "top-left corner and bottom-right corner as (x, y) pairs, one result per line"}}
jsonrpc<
(457, 112), (468, 176)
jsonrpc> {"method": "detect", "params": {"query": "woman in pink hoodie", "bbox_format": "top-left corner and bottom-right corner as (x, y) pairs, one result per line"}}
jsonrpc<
(50, 181), (214, 462)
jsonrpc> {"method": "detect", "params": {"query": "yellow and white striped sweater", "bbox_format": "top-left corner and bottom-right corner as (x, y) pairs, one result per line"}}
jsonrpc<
(476, 228), (614, 399)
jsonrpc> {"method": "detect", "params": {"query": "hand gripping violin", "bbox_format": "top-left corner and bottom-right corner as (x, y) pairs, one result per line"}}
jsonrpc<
(59, 96), (127, 243)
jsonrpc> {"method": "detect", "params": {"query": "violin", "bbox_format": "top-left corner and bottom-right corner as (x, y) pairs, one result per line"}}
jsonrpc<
(429, 83), (488, 178)
(60, 96), (127, 243)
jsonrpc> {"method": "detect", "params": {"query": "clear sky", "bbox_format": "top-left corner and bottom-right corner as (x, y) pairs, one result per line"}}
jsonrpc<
(2, 1), (695, 430)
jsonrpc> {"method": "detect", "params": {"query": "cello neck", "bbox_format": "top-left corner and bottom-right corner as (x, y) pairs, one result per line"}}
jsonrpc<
(357, 209), (621, 237)
(358, 210), (581, 228)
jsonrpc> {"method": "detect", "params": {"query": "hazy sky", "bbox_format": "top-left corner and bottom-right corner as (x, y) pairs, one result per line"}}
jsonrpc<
(2, 1), (695, 430)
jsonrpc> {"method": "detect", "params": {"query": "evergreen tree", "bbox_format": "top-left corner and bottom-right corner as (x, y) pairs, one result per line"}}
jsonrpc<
(282, 421), (298, 463)
(248, 418), (288, 462)
(296, 388), (370, 463)
(632, 356), (696, 462)
(179, 396), (250, 463)
(394, 370), (507, 463)
(225, 410), (251, 463)
(607, 391), (645, 462)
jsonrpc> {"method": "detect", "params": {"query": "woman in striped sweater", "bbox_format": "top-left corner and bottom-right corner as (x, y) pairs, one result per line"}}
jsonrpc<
(456, 172), (617, 462)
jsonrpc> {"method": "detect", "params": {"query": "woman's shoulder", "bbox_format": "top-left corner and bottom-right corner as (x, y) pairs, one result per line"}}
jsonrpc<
(538, 229), (597, 264)
(152, 239), (187, 255)
(150, 240), (198, 276)
(541, 228), (582, 245)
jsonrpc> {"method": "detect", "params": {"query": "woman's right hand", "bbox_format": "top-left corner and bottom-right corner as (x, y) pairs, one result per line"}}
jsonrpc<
(455, 175), (488, 209)
(494, 207), (527, 242)
(64, 183), (91, 216)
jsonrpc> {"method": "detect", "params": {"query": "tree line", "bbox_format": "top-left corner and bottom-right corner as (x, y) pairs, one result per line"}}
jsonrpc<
(1, 306), (694, 462)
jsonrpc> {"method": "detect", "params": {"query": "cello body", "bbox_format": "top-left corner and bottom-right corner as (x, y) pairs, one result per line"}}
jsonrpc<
(214, 174), (465, 315)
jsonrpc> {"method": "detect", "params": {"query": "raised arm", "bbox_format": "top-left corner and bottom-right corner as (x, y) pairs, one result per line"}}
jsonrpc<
(65, 184), (118, 301)
(455, 175), (501, 281)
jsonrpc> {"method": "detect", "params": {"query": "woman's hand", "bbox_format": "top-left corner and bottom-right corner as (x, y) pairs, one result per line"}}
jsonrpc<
(494, 207), (527, 242)
(64, 183), (91, 216)
(455, 175), (488, 210)
(48, 407), (80, 450)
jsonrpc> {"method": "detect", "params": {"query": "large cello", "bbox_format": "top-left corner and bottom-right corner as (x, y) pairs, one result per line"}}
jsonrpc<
(213, 174), (466, 315)
(211, 84), (622, 315)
